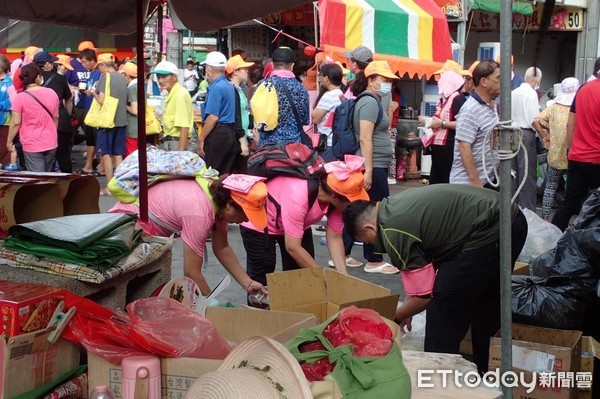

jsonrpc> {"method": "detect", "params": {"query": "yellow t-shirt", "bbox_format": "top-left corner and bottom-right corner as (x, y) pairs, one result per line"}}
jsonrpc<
(163, 82), (193, 138)
(538, 103), (570, 170)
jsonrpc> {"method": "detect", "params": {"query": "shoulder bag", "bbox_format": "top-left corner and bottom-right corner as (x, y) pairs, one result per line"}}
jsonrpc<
(84, 72), (118, 128)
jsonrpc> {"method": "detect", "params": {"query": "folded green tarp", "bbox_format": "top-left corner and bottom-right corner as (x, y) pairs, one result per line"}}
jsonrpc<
(4, 213), (141, 269)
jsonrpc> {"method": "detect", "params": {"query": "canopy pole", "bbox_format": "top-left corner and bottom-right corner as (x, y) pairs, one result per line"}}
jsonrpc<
(157, 3), (164, 62)
(137, 0), (149, 223)
(499, 0), (513, 398)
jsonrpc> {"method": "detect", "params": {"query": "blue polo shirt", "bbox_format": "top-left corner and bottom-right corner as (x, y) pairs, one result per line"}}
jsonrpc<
(202, 75), (236, 123)
(82, 69), (102, 110)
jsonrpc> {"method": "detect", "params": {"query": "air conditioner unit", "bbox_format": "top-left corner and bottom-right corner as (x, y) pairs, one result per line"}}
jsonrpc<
(421, 83), (439, 117)
(451, 43), (461, 64)
(478, 42), (500, 61)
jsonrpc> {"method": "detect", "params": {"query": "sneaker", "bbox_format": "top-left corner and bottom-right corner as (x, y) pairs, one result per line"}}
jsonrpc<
(387, 177), (397, 185)
(4, 164), (19, 171)
(319, 237), (327, 246)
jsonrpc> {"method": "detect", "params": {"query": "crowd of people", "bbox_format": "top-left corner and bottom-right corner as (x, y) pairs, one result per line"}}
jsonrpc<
(2, 40), (599, 372)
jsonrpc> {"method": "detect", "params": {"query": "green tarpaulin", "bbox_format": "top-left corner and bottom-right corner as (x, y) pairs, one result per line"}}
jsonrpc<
(468, 0), (534, 16)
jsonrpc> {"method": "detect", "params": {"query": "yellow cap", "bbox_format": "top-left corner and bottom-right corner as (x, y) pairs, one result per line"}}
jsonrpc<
(364, 60), (397, 80)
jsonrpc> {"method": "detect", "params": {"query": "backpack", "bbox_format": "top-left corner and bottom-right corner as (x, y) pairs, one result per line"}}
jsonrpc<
(250, 79), (278, 131)
(324, 92), (383, 162)
(247, 142), (325, 229)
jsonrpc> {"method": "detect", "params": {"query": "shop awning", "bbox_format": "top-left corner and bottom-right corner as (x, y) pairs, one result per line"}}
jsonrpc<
(318, 0), (453, 78)
(467, 0), (534, 16)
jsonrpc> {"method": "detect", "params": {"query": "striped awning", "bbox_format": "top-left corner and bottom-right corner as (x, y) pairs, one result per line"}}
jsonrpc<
(318, 0), (454, 78)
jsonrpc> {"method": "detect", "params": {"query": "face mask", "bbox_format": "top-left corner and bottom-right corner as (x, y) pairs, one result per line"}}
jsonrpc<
(376, 82), (392, 96)
(534, 85), (540, 91)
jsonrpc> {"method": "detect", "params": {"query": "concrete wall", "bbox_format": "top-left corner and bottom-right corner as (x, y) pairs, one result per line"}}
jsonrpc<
(575, 1), (600, 81)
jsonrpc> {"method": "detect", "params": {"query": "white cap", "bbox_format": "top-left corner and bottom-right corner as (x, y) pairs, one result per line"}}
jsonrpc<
(151, 61), (178, 75)
(205, 51), (227, 67)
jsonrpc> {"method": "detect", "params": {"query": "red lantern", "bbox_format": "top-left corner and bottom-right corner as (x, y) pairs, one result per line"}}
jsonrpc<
(304, 45), (317, 57)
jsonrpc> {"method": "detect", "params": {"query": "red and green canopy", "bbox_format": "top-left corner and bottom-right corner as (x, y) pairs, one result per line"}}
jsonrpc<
(319, 0), (453, 78)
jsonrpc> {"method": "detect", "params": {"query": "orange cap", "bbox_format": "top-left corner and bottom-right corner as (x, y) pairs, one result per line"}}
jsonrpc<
(226, 55), (254, 75)
(24, 46), (39, 58)
(364, 60), (397, 80)
(468, 60), (480, 76)
(121, 61), (138, 77)
(229, 181), (268, 229)
(434, 60), (470, 76)
(327, 171), (369, 202)
(97, 53), (115, 64)
(54, 54), (74, 71)
(78, 41), (97, 51)
(335, 61), (350, 75)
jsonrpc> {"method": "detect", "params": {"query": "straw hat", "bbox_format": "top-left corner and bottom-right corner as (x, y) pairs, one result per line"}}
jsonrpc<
(186, 336), (312, 399)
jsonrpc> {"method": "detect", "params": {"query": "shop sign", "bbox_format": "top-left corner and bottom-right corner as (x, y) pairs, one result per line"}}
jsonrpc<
(436, 0), (466, 21)
(470, 4), (584, 31)
(262, 4), (314, 26)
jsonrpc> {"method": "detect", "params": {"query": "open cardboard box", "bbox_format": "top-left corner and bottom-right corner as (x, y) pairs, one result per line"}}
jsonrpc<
(0, 181), (63, 239)
(0, 328), (80, 398)
(87, 307), (316, 398)
(489, 323), (582, 399)
(267, 267), (399, 323)
(0, 172), (100, 215)
(579, 336), (600, 399)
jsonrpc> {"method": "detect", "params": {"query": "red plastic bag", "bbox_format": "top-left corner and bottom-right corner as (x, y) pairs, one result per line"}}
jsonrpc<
(299, 306), (394, 381)
(62, 293), (231, 364)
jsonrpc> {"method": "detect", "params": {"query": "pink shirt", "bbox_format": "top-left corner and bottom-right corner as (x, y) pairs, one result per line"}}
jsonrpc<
(11, 87), (59, 152)
(242, 176), (344, 238)
(110, 179), (226, 257)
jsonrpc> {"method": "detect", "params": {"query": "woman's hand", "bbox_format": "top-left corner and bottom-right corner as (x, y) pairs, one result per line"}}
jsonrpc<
(543, 136), (550, 150)
(430, 117), (442, 130)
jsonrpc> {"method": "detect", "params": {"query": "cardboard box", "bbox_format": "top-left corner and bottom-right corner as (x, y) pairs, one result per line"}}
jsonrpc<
(513, 261), (530, 276)
(0, 172), (100, 215)
(578, 336), (600, 399)
(0, 328), (80, 398)
(267, 267), (399, 323)
(489, 324), (582, 399)
(0, 280), (66, 338)
(87, 307), (316, 398)
(0, 181), (63, 239)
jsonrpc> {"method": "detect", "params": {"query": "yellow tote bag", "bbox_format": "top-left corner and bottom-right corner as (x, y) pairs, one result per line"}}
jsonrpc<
(84, 72), (118, 128)
(145, 105), (162, 135)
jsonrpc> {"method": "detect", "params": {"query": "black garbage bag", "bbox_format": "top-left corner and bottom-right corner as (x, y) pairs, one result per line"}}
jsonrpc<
(530, 228), (600, 279)
(512, 275), (596, 330)
(574, 189), (600, 230)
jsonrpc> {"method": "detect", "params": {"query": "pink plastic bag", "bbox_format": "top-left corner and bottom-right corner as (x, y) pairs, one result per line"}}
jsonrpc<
(63, 294), (231, 364)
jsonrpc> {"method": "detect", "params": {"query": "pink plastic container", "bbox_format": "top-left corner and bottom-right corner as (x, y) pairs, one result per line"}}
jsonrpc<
(121, 355), (161, 399)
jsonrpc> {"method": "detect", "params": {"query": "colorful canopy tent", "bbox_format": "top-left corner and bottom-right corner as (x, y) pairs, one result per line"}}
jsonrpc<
(318, 0), (454, 78)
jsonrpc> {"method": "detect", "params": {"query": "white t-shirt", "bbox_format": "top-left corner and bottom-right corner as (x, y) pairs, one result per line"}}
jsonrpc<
(183, 68), (199, 92)
(315, 88), (343, 146)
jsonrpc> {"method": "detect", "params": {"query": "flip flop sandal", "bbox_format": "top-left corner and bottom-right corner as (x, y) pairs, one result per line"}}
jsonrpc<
(327, 257), (365, 268)
(363, 262), (400, 275)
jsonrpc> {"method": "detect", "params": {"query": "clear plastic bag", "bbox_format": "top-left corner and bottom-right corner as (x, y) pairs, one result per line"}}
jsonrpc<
(397, 301), (426, 351)
(517, 208), (563, 263)
(63, 294), (232, 364)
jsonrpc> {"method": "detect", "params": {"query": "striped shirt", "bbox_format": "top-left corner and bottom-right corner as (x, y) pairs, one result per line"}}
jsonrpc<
(449, 90), (498, 185)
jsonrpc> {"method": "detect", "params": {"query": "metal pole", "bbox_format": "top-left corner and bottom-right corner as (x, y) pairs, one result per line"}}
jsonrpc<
(499, 0), (513, 398)
(137, 0), (148, 223)
(157, 3), (164, 62)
